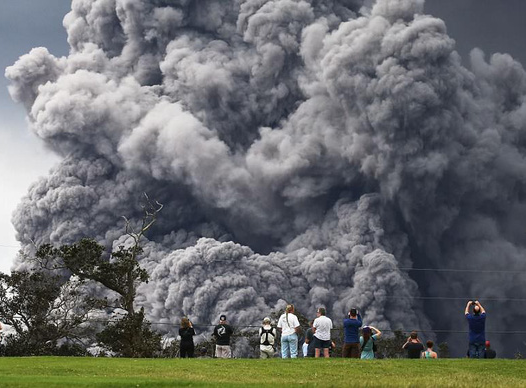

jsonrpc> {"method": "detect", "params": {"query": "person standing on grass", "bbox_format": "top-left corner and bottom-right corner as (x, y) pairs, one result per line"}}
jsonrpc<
(213, 314), (234, 358)
(421, 340), (438, 359)
(303, 320), (315, 357)
(179, 317), (196, 358)
(277, 304), (300, 358)
(402, 331), (425, 359)
(484, 340), (496, 359)
(465, 300), (486, 358)
(313, 307), (333, 358)
(342, 308), (362, 358)
(360, 326), (381, 359)
(259, 317), (277, 359)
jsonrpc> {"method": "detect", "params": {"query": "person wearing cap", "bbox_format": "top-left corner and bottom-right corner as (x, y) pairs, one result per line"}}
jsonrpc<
(213, 314), (234, 358)
(359, 326), (381, 359)
(465, 300), (486, 358)
(484, 340), (496, 359)
(259, 317), (277, 358)
(342, 308), (362, 358)
(198, 347), (211, 358)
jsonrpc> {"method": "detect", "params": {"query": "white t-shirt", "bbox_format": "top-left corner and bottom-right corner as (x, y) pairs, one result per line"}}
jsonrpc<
(313, 315), (333, 341)
(277, 313), (300, 336)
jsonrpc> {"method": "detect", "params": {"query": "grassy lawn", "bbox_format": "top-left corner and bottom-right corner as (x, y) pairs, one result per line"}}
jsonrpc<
(0, 357), (524, 387)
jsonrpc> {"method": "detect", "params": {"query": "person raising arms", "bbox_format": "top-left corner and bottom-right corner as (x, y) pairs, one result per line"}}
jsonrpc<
(465, 300), (486, 358)
(360, 326), (381, 359)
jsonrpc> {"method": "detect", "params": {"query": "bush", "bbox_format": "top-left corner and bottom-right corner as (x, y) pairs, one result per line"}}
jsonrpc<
(96, 309), (161, 358)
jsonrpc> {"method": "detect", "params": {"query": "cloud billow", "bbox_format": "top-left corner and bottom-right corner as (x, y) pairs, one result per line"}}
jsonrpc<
(6, 0), (526, 355)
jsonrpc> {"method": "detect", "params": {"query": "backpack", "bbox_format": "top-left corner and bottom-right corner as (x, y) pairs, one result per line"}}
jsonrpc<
(260, 327), (276, 346)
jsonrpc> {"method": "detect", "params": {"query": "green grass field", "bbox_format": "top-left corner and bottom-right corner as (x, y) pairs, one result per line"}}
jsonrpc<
(0, 357), (524, 387)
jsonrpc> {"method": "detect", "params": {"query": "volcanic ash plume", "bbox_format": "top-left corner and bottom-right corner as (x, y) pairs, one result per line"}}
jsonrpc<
(7, 0), (526, 354)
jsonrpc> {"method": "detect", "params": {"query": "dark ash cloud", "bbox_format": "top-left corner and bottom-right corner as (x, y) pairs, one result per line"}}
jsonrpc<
(6, 0), (526, 356)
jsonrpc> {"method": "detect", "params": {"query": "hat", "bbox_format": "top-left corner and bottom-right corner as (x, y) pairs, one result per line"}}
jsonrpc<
(263, 317), (271, 323)
(485, 340), (490, 347)
(362, 326), (371, 333)
(219, 314), (227, 321)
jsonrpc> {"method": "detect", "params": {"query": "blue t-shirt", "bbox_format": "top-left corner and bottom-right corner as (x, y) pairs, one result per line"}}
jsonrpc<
(466, 312), (486, 343)
(360, 334), (378, 359)
(343, 314), (362, 343)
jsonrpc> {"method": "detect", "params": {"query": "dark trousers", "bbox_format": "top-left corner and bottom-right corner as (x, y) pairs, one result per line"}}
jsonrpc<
(469, 342), (484, 359)
(342, 343), (360, 358)
(180, 343), (195, 358)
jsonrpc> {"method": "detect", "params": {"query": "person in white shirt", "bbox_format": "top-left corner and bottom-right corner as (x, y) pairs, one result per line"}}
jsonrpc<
(313, 307), (333, 358)
(276, 304), (300, 358)
(259, 317), (276, 358)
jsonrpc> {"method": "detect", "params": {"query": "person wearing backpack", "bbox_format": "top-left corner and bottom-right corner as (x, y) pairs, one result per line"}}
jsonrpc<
(360, 326), (381, 359)
(259, 317), (277, 358)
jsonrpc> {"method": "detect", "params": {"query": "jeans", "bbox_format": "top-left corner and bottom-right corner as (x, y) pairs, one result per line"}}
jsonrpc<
(281, 333), (298, 358)
(469, 342), (484, 358)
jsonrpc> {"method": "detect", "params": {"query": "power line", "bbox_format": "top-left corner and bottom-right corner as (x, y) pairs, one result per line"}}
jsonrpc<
(399, 267), (526, 274)
(384, 296), (526, 302)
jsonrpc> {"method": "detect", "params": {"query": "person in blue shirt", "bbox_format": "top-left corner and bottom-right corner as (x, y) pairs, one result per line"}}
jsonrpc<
(465, 300), (486, 358)
(342, 308), (362, 358)
(360, 326), (381, 359)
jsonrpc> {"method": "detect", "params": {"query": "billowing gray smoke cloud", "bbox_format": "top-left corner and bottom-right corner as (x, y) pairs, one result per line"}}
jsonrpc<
(6, 0), (526, 356)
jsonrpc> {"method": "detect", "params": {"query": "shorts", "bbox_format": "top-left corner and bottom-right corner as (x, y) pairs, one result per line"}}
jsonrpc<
(314, 337), (332, 349)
